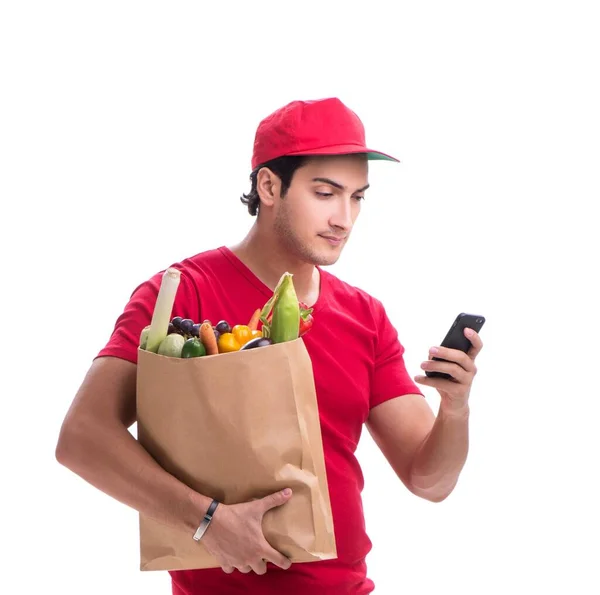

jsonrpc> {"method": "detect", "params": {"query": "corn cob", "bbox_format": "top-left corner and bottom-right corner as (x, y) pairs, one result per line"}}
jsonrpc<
(259, 272), (300, 343)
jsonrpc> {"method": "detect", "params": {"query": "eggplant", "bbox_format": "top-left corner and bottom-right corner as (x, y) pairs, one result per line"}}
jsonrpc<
(240, 337), (273, 350)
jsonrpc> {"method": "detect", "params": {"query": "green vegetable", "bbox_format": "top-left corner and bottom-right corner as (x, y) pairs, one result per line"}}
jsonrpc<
(145, 268), (181, 353)
(157, 333), (185, 357)
(181, 337), (206, 358)
(260, 272), (300, 344)
(139, 325), (151, 350)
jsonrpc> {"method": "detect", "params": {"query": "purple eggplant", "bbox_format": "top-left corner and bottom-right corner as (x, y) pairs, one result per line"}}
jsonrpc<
(240, 337), (273, 350)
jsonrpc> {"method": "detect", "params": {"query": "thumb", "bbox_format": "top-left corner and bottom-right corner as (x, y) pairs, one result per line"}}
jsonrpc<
(259, 488), (293, 514)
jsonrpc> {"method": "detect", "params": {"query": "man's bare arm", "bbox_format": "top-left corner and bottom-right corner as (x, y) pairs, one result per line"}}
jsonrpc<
(368, 328), (483, 502)
(55, 356), (210, 534)
(366, 395), (469, 502)
(408, 403), (470, 500)
(55, 355), (294, 575)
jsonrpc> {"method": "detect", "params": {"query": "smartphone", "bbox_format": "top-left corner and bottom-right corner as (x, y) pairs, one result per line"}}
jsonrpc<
(425, 313), (486, 380)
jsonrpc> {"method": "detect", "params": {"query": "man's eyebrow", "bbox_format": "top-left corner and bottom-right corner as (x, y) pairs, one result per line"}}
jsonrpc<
(312, 177), (370, 193)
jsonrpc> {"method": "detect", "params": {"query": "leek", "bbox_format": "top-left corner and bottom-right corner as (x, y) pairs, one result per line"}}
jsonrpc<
(144, 267), (181, 353)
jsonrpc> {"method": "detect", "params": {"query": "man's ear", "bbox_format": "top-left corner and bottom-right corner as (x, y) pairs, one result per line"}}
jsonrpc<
(256, 167), (281, 208)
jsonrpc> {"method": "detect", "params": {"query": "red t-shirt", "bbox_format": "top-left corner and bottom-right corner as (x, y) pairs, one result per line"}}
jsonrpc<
(96, 246), (422, 594)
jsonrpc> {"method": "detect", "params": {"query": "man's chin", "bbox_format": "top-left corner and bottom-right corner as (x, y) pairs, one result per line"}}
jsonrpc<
(312, 248), (344, 267)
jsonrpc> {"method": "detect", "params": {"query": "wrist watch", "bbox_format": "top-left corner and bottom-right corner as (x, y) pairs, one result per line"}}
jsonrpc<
(192, 499), (220, 542)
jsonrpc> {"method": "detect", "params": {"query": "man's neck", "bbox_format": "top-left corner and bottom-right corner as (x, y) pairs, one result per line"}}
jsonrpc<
(229, 223), (320, 307)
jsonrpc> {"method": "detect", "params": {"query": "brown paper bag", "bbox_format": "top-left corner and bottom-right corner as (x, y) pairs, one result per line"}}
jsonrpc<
(135, 337), (337, 571)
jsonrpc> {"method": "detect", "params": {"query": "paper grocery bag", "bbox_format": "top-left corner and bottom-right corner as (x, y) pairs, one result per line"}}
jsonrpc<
(135, 337), (337, 571)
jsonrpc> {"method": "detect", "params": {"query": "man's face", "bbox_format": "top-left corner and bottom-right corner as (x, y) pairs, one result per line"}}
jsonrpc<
(271, 154), (369, 266)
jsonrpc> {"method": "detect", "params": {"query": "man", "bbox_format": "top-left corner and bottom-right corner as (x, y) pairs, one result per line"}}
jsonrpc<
(56, 97), (483, 594)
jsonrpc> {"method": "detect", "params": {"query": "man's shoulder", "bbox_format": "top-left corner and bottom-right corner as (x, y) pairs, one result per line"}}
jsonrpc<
(125, 246), (227, 299)
(151, 246), (228, 281)
(174, 245), (227, 270)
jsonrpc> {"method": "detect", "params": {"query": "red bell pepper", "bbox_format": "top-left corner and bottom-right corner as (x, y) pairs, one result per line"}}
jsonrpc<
(299, 302), (314, 337)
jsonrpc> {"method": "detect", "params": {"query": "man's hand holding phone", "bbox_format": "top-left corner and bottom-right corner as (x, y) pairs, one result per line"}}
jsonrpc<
(414, 313), (485, 414)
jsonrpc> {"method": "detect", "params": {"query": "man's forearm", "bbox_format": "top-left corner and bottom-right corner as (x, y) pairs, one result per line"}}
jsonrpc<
(409, 403), (470, 502)
(56, 414), (211, 535)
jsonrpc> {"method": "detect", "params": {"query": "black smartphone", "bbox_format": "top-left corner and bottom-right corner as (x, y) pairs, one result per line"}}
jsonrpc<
(425, 313), (486, 380)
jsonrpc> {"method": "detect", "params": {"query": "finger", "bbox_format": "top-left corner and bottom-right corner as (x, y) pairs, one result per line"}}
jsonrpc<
(464, 328), (484, 359)
(250, 559), (268, 575)
(222, 565), (234, 574)
(261, 543), (292, 571)
(414, 374), (463, 391)
(421, 360), (470, 384)
(237, 565), (252, 574)
(429, 348), (475, 374)
(258, 488), (293, 514)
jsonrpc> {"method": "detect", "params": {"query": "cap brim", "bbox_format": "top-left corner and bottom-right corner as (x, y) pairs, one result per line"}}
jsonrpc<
(284, 144), (400, 163)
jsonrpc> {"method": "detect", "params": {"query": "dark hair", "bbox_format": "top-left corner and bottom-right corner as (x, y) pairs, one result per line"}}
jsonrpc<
(240, 155), (308, 216)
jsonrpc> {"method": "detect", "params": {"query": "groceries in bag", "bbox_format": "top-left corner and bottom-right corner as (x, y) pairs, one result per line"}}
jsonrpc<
(139, 268), (314, 358)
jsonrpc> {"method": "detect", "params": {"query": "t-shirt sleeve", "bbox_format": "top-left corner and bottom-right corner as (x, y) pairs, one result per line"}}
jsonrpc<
(370, 299), (423, 409)
(95, 267), (199, 365)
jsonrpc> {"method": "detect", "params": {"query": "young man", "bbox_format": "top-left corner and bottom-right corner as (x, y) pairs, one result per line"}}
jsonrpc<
(56, 97), (483, 594)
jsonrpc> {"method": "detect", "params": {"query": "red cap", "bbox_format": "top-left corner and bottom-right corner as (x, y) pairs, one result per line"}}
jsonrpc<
(251, 97), (399, 170)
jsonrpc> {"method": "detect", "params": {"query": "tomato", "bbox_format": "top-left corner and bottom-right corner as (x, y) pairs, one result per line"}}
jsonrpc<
(232, 324), (253, 347)
(218, 332), (241, 353)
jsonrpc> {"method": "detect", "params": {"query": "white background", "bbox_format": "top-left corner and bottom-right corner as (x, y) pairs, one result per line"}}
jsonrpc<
(1, 1), (599, 594)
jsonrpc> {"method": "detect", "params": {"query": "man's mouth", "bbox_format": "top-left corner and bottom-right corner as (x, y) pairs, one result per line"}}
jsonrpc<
(319, 234), (346, 246)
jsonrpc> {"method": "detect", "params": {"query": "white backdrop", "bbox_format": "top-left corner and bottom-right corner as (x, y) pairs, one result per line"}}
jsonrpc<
(1, 1), (598, 594)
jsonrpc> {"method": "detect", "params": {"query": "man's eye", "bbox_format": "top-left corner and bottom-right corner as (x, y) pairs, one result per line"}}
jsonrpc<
(354, 195), (365, 201)
(316, 192), (333, 197)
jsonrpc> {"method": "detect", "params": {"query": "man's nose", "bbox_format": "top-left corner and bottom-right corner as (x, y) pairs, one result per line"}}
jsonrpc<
(329, 197), (353, 231)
